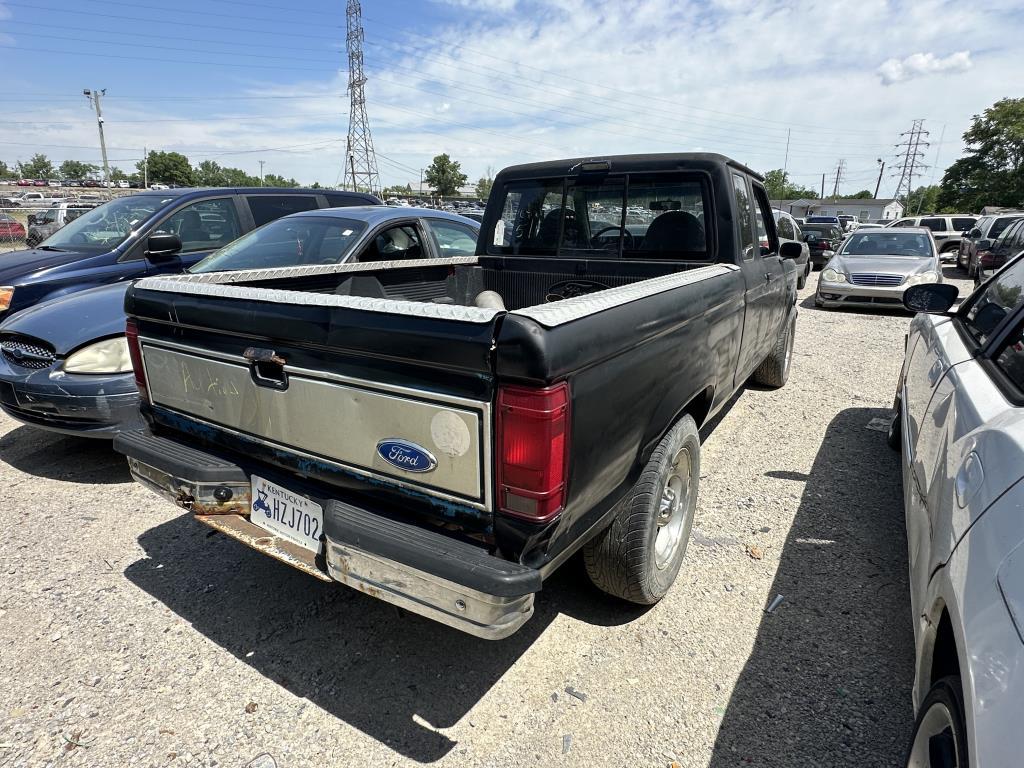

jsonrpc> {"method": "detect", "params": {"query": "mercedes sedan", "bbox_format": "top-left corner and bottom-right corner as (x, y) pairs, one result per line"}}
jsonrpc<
(815, 228), (940, 311)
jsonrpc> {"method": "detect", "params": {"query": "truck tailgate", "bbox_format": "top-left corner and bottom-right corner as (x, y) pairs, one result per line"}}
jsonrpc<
(128, 275), (503, 510)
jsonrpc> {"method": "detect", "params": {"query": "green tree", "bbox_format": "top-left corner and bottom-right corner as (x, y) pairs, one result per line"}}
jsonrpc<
(424, 154), (467, 198)
(139, 151), (194, 186)
(937, 97), (1024, 211)
(58, 160), (98, 180)
(763, 169), (818, 200)
(475, 176), (493, 200)
(109, 167), (128, 182)
(382, 183), (413, 197)
(194, 160), (227, 187)
(220, 166), (260, 186)
(17, 153), (56, 180)
(0, 161), (15, 181)
(905, 185), (941, 214)
(841, 189), (873, 199)
(263, 173), (299, 188)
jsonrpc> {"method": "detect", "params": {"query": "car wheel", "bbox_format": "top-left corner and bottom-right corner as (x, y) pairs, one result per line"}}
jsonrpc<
(797, 270), (807, 290)
(967, 258), (976, 279)
(752, 311), (795, 388)
(956, 251), (967, 271)
(904, 676), (968, 768)
(887, 408), (902, 452)
(583, 414), (700, 605)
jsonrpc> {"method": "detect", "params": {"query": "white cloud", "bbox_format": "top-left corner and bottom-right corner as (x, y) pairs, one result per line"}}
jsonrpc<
(877, 51), (972, 86)
(429, 0), (518, 11)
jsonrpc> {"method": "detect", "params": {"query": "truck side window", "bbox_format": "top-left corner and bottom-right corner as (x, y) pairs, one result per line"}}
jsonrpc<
(752, 185), (776, 255)
(731, 173), (754, 260)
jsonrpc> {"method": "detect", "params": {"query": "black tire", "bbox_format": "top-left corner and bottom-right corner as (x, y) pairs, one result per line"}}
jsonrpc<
(967, 257), (976, 280)
(797, 266), (807, 290)
(887, 408), (902, 452)
(583, 414), (700, 605)
(752, 311), (795, 388)
(904, 676), (968, 768)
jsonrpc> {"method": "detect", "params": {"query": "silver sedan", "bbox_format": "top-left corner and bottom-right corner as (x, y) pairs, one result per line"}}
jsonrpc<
(815, 228), (941, 310)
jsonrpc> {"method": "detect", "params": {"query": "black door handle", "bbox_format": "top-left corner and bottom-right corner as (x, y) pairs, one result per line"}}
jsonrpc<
(244, 347), (288, 390)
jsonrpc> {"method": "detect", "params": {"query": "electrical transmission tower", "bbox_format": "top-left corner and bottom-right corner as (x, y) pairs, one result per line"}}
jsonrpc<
(892, 119), (929, 203)
(830, 158), (846, 200)
(343, 0), (380, 195)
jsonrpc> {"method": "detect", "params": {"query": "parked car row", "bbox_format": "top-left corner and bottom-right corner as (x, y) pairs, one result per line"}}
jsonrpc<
(11, 178), (136, 189)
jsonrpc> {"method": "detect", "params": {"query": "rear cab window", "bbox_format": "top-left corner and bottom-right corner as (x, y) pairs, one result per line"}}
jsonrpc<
(489, 172), (711, 260)
(952, 217), (977, 232)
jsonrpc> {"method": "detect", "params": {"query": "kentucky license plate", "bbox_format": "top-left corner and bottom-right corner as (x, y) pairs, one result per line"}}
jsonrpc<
(249, 475), (324, 554)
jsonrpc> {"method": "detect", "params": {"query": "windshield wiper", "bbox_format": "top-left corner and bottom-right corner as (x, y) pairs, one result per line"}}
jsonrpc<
(35, 245), (66, 251)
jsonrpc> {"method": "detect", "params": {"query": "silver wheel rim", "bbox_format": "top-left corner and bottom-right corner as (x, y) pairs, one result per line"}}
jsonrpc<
(907, 701), (961, 767)
(655, 446), (692, 570)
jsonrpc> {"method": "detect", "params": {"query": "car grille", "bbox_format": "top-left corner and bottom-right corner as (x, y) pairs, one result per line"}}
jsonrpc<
(0, 338), (56, 369)
(848, 273), (904, 287)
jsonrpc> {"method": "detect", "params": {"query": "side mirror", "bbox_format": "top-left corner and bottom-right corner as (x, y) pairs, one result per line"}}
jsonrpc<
(968, 228), (982, 238)
(976, 238), (992, 251)
(801, 232), (810, 242)
(903, 283), (958, 314)
(145, 232), (182, 260)
(779, 241), (803, 260)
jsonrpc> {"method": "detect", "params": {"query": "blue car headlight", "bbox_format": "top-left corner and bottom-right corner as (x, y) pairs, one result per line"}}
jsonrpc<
(63, 336), (133, 374)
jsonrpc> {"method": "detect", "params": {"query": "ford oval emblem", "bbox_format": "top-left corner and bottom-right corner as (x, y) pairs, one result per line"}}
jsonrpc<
(376, 439), (438, 474)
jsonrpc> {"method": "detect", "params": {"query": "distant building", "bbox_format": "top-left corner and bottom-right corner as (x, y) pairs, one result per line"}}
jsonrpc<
(771, 198), (904, 222)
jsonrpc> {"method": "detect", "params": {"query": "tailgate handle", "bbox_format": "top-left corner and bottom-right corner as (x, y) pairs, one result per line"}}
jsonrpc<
(243, 347), (288, 390)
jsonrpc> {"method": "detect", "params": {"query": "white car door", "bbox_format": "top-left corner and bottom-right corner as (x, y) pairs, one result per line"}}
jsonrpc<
(902, 258), (1024, 614)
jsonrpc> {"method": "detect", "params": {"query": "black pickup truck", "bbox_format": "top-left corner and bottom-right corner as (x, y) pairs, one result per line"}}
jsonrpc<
(114, 153), (801, 639)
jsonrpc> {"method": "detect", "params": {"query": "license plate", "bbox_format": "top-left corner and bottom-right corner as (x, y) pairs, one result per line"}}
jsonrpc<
(249, 475), (324, 554)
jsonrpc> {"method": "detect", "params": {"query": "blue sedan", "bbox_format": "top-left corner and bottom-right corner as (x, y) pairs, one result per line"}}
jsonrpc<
(0, 207), (481, 437)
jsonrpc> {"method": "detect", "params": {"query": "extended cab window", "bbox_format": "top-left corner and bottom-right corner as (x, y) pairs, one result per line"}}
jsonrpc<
(247, 195), (318, 227)
(489, 174), (710, 259)
(961, 255), (1024, 345)
(731, 173), (754, 259)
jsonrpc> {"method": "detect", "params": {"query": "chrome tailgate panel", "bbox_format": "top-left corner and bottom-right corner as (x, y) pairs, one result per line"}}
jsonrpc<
(141, 342), (488, 504)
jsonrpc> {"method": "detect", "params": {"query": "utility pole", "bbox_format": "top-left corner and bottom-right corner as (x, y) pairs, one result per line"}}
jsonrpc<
(892, 119), (930, 207)
(782, 128), (791, 178)
(343, 0), (381, 196)
(143, 146), (148, 189)
(418, 168), (423, 197)
(831, 158), (846, 200)
(258, 160), (265, 186)
(873, 158), (885, 198)
(820, 173), (825, 201)
(83, 89), (110, 186)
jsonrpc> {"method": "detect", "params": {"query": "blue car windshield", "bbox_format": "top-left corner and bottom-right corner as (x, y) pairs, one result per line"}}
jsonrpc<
(42, 195), (175, 251)
(191, 216), (368, 273)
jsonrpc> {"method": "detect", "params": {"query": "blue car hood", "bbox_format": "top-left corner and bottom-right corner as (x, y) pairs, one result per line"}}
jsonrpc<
(0, 247), (105, 284)
(0, 281), (130, 355)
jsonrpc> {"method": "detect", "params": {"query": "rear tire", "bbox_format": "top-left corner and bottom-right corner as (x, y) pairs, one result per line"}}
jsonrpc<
(904, 676), (968, 768)
(584, 415), (700, 605)
(752, 311), (795, 388)
(797, 265), (807, 290)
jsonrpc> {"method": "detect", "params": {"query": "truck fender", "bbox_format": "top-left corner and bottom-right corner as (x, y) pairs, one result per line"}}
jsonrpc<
(638, 385), (715, 468)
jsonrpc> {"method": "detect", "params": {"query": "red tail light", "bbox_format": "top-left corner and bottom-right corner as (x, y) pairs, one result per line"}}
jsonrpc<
(495, 382), (570, 524)
(125, 318), (147, 399)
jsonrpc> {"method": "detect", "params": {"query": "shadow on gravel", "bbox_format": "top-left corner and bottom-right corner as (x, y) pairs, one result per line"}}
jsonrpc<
(710, 407), (915, 767)
(0, 425), (129, 484)
(126, 521), (643, 762)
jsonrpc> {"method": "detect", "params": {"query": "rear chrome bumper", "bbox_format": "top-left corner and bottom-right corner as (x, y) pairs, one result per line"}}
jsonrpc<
(116, 431), (538, 640)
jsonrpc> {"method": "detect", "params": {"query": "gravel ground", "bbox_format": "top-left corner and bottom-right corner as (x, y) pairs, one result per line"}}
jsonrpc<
(0, 265), (974, 768)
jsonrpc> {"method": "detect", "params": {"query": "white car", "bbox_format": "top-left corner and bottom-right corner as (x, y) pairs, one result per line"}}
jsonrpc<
(149, 183), (169, 191)
(890, 255), (1024, 767)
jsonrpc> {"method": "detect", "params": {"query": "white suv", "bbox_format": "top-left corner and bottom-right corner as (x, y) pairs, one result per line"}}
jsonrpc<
(887, 214), (978, 256)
